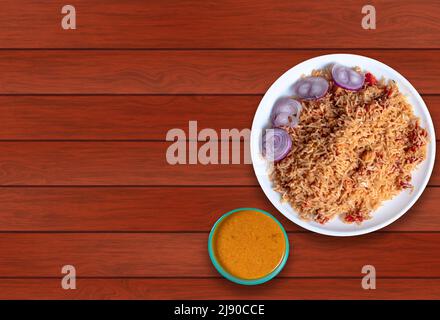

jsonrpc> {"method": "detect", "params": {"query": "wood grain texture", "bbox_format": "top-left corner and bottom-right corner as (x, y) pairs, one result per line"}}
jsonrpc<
(0, 141), (437, 186)
(0, 278), (439, 300)
(0, 142), (253, 185)
(0, 186), (439, 232)
(0, 95), (256, 140)
(0, 1), (439, 49)
(0, 50), (439, 94)
(0, 0), (439, 300)
(0, 95), (437, 140)
(0, 233), (439, 277)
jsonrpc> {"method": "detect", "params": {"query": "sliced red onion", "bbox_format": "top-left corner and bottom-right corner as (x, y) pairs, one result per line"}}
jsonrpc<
(332, 64), (364, 91)
(271, 98), (302, 119)
(262, 128), (292, 162)
(293, 77), (329, 100)
(271, 98), (302, 128)
(273, 112), (299, 128)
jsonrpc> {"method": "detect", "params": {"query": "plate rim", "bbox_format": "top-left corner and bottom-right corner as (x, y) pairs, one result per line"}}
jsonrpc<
(250, 53), (436, 237)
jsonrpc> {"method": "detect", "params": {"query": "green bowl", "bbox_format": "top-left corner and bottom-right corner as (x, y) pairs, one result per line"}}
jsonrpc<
(208, 207), (290, 285)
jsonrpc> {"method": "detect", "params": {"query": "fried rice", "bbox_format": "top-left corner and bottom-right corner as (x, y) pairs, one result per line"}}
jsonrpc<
(270, 67), (428, 224)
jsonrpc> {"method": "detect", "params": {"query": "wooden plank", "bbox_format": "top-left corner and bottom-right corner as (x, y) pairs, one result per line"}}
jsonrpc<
(0, 233), (439, 277)
(0, 50), (438, 94)
(0, 278), (439, 300)
(0, 95), (438, 140)
(0, 95), (258, 140)
(0, 142), (253, 185)
(0, 141), (437, 186)
(0, 186), (439, 232)
(0, 1), (439, 49)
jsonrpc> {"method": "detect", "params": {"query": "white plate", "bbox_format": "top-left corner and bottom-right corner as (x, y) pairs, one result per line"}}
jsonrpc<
(250, 54), (436, 236)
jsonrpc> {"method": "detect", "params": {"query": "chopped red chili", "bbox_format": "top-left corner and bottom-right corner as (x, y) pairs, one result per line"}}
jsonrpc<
(400, 181), (412, 189)
(365, 72), (377, 86)
(386, 88), (393, 97)
(345, 211), (364, 223)
(315, 214), (329, 224)
(406, 155), (420, 164)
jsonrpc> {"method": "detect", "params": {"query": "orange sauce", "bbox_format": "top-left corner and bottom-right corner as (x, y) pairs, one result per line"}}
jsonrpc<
(212, 210), (286, 280)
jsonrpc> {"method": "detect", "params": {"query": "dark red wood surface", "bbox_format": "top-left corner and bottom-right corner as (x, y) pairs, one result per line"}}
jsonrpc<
(0, 0), (438, 49)
(0, 0), (439, 299)
(1, 279), (439, 300)
(0, 233), (438, 277)
(0, 186), (439, 232)
(0, 50), (438, 94)
(0, 95), (438, 140)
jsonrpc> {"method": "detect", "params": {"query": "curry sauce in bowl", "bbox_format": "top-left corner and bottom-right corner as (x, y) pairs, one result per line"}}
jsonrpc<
(208, 208), (289, 285)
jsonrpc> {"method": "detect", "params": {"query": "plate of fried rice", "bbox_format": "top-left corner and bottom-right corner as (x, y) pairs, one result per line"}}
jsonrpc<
(251, 54), (435, 236)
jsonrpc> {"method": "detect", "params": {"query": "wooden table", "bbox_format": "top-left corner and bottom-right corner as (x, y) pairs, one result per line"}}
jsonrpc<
(0, 0), (439, 299)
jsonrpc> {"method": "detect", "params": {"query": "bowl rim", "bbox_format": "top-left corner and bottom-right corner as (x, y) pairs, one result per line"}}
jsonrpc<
(208, 207), (290, 285)
(250, 53), (436, 236)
